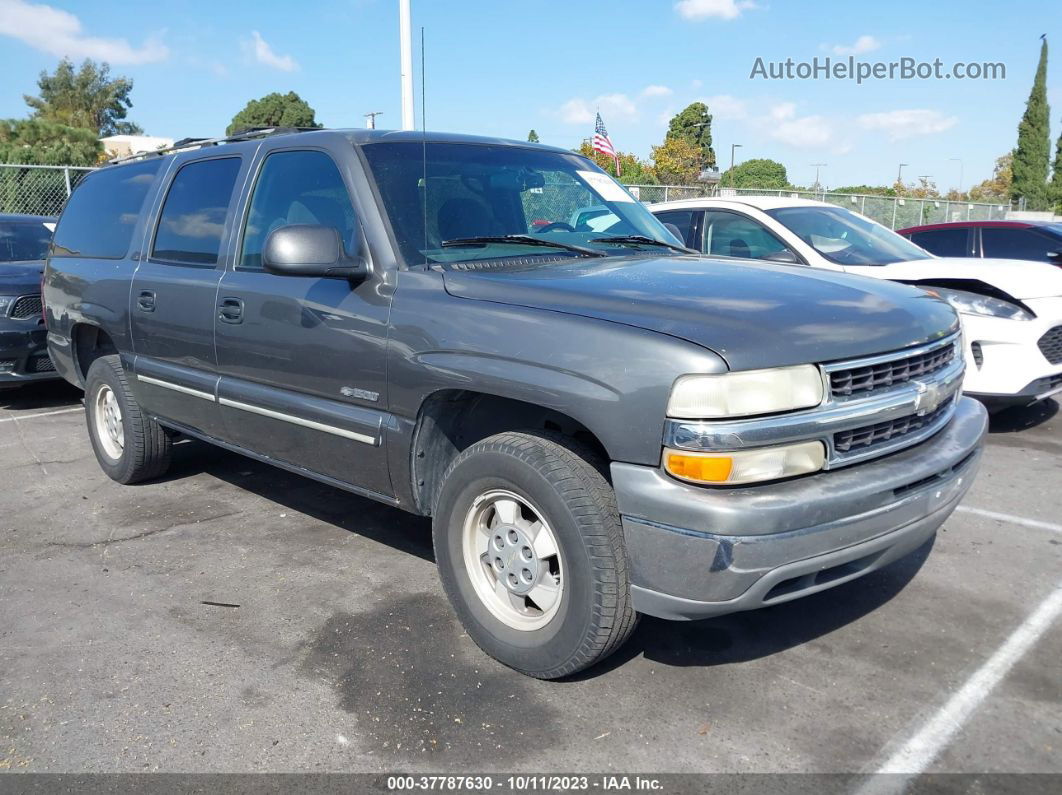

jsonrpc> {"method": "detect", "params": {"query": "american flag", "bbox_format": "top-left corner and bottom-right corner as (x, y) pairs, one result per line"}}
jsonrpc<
(591, 113), (620, 176)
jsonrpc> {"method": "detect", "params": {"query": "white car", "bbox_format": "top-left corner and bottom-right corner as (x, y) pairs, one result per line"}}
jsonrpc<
(650, 196), (1062, 409)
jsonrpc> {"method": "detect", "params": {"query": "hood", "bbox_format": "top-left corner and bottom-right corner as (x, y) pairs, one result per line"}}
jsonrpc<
(441, 255), (959, 370)
(847, 257), (1062, 300)
(0, 261), (44, 296)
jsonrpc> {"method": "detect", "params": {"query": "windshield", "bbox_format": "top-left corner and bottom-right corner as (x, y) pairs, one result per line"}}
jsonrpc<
(0, 221), (53, 263)
(766, 205), (931, 266)
(361, 142), (681, 265)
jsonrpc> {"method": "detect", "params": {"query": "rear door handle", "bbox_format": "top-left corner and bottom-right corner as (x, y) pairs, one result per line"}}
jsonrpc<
(137, 290), (156, 312)
(218, 297), (244, 324)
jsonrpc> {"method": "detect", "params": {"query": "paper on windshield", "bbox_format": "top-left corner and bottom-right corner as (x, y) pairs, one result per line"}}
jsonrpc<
(576, 170), (635, 203)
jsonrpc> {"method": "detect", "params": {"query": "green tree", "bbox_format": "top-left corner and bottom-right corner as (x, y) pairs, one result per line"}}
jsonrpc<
(833, 184), (898, 197)
(24, 58), (142, 136)
(1012, 37), (1051, 208)
(650, 137), (703, 184)
(1051, 124), (1062, 211)
(664, 102), (716, 169)
(527, 129), (540, 143)
(0, 118), (102, 165)
(227, 92), (322, 136)
(719, 158), (789, 189)
(969, 153), (1013, 202)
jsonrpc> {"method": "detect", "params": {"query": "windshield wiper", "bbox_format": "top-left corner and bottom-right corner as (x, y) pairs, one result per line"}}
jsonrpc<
(591, 235), (697, 254)
(441, 235), (606, 258)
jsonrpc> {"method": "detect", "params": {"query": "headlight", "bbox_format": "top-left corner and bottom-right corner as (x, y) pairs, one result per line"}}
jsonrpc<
(664, 441), (826, 485)
(0, 296), (13, 315)
(667, 365), (824, 418)
(926, 287), (1033, 321)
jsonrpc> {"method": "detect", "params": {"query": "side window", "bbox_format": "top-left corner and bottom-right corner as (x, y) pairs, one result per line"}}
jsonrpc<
(981, 228), (1054, 261)
(703, 210), (790, 259)
(910, 228), (970, 257)
(152, 157), (241, 265)
(240, 150), (357, 271)
(51, 159), (162, 259)
(654, 210), (697, 248)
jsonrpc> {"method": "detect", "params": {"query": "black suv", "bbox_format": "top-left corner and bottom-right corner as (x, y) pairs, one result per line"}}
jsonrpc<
(1, 213), (59, 387)
(44, 128), (985, 678)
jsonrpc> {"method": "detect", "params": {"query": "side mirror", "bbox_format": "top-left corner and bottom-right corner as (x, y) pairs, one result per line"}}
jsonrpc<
(764, 250), (800, 264)
(262, 225), (368, 281)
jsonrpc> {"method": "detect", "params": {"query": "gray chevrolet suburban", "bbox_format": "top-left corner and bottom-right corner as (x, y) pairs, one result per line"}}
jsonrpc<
(44, 128), (987, 678)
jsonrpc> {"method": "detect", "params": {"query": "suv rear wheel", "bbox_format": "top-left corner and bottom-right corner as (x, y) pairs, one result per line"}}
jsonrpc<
(433, 431), (638, 679)
(84, 355), (172, 484)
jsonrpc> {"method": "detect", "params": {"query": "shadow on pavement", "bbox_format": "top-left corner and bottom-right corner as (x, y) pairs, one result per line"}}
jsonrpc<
(0, 380), (83, 412)
(987, 397), (1057, 433)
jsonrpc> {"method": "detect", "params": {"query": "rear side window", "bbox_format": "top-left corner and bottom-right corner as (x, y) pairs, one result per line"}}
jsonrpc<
(51, 159), (162, 259)
(981, 227), (1055, 261)
(152, 157), (241, 265)
(909, 228), (969, 257)
(703, 210), (790, 259)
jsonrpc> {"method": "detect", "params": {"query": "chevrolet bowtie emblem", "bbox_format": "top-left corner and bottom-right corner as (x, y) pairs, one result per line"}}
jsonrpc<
(912, 379), (947, 416)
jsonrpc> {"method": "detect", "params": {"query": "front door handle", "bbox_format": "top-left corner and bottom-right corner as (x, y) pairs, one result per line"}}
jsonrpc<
(137, 290), (156, 312)
(218, 297), (244, 324)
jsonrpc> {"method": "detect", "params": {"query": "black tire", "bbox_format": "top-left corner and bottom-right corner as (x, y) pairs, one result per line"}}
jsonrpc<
(84, 355), (171, 484)
(433, 431), (638, 679)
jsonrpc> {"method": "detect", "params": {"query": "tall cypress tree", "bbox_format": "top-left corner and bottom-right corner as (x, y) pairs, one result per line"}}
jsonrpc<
(1012, 37), (1051, 208)
(1052, 122), (1062, 211)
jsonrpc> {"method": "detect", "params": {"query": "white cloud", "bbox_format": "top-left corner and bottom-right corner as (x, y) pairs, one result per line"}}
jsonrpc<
(247, 30), (298, 72)
(829, 35), (881, 56)
(0, 0), (168, 64)
(703, 94), (748, 120)
(769, 102), (796, 121)
(557, 93), (638, 125)
(764, 104), (835, 148)
(675, 0), (756, 20)
(641, 85), (673, 98)
(857, 109), (957, 140)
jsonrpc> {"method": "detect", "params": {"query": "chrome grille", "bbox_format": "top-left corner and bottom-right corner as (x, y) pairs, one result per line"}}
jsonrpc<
(9, 295), (43, 320)
(1038, 326), (1062, 365)
(834, 400), (953, 454)
(829, 339), (955, 398)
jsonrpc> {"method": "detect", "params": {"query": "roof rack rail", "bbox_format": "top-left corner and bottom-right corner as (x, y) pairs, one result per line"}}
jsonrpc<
(107, 126), (325, 165)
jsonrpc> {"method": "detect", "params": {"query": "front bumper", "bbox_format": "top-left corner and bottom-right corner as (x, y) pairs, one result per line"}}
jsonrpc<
(612, 396), (987, 620)
(0, 322), (59, 386)
(961, 297), (1062, 402)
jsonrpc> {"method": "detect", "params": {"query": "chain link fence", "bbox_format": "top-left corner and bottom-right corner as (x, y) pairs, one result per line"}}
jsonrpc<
(0, 164), (96, 217)
(625, 184), (1011, 229)
(0, 163), (1015, 231)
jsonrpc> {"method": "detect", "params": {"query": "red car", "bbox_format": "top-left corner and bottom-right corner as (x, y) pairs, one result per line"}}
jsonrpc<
(897, 220), (1062, 266)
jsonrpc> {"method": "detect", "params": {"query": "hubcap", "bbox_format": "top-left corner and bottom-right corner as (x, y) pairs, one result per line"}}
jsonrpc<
(461, 489), (563, 631)
(93, 384), (125, 461)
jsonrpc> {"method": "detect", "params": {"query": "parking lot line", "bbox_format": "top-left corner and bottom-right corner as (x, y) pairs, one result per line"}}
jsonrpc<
(0, 406), (83, 423)
(864, 581), (1062, 782)
(956, 505), (1062, 535)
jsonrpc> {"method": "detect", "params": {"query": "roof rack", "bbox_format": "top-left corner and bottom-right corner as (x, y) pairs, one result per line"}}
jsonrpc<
(107, 126), (324, 165)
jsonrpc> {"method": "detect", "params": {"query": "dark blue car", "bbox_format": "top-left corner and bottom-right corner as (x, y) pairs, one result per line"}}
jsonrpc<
(0, 213), (59, 388)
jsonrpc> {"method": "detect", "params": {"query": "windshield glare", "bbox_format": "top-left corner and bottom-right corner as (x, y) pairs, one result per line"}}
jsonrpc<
(0, 221), (52, 263)
(361, 142), (681, 265)
(766, 206), (930, 266)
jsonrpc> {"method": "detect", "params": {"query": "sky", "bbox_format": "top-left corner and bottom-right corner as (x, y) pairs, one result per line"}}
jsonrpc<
(1, 0), (1060, 190)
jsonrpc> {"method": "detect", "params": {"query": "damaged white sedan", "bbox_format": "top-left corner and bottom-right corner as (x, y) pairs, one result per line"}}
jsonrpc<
(650, 196), (1062, 410)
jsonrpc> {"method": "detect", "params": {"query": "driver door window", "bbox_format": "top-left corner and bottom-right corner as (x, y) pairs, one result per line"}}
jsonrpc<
(703, 210), (791, 260)
(240, 150), (357, 270)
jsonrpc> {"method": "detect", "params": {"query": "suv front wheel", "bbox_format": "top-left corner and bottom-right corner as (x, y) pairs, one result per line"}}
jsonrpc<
(433, 431), (638, 679)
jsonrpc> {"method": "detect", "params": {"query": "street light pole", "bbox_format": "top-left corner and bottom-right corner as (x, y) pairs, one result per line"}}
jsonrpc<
(897, 162), (909, 186)
(729, 143), (742, 187)
(949, 157), (963, 194)
(399, 0), (415, 130)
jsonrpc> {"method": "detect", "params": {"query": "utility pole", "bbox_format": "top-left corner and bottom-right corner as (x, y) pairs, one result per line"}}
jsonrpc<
(399, 0), (415, 130)
(364, 111), (383, 129)
(949, 157), (963, 193)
